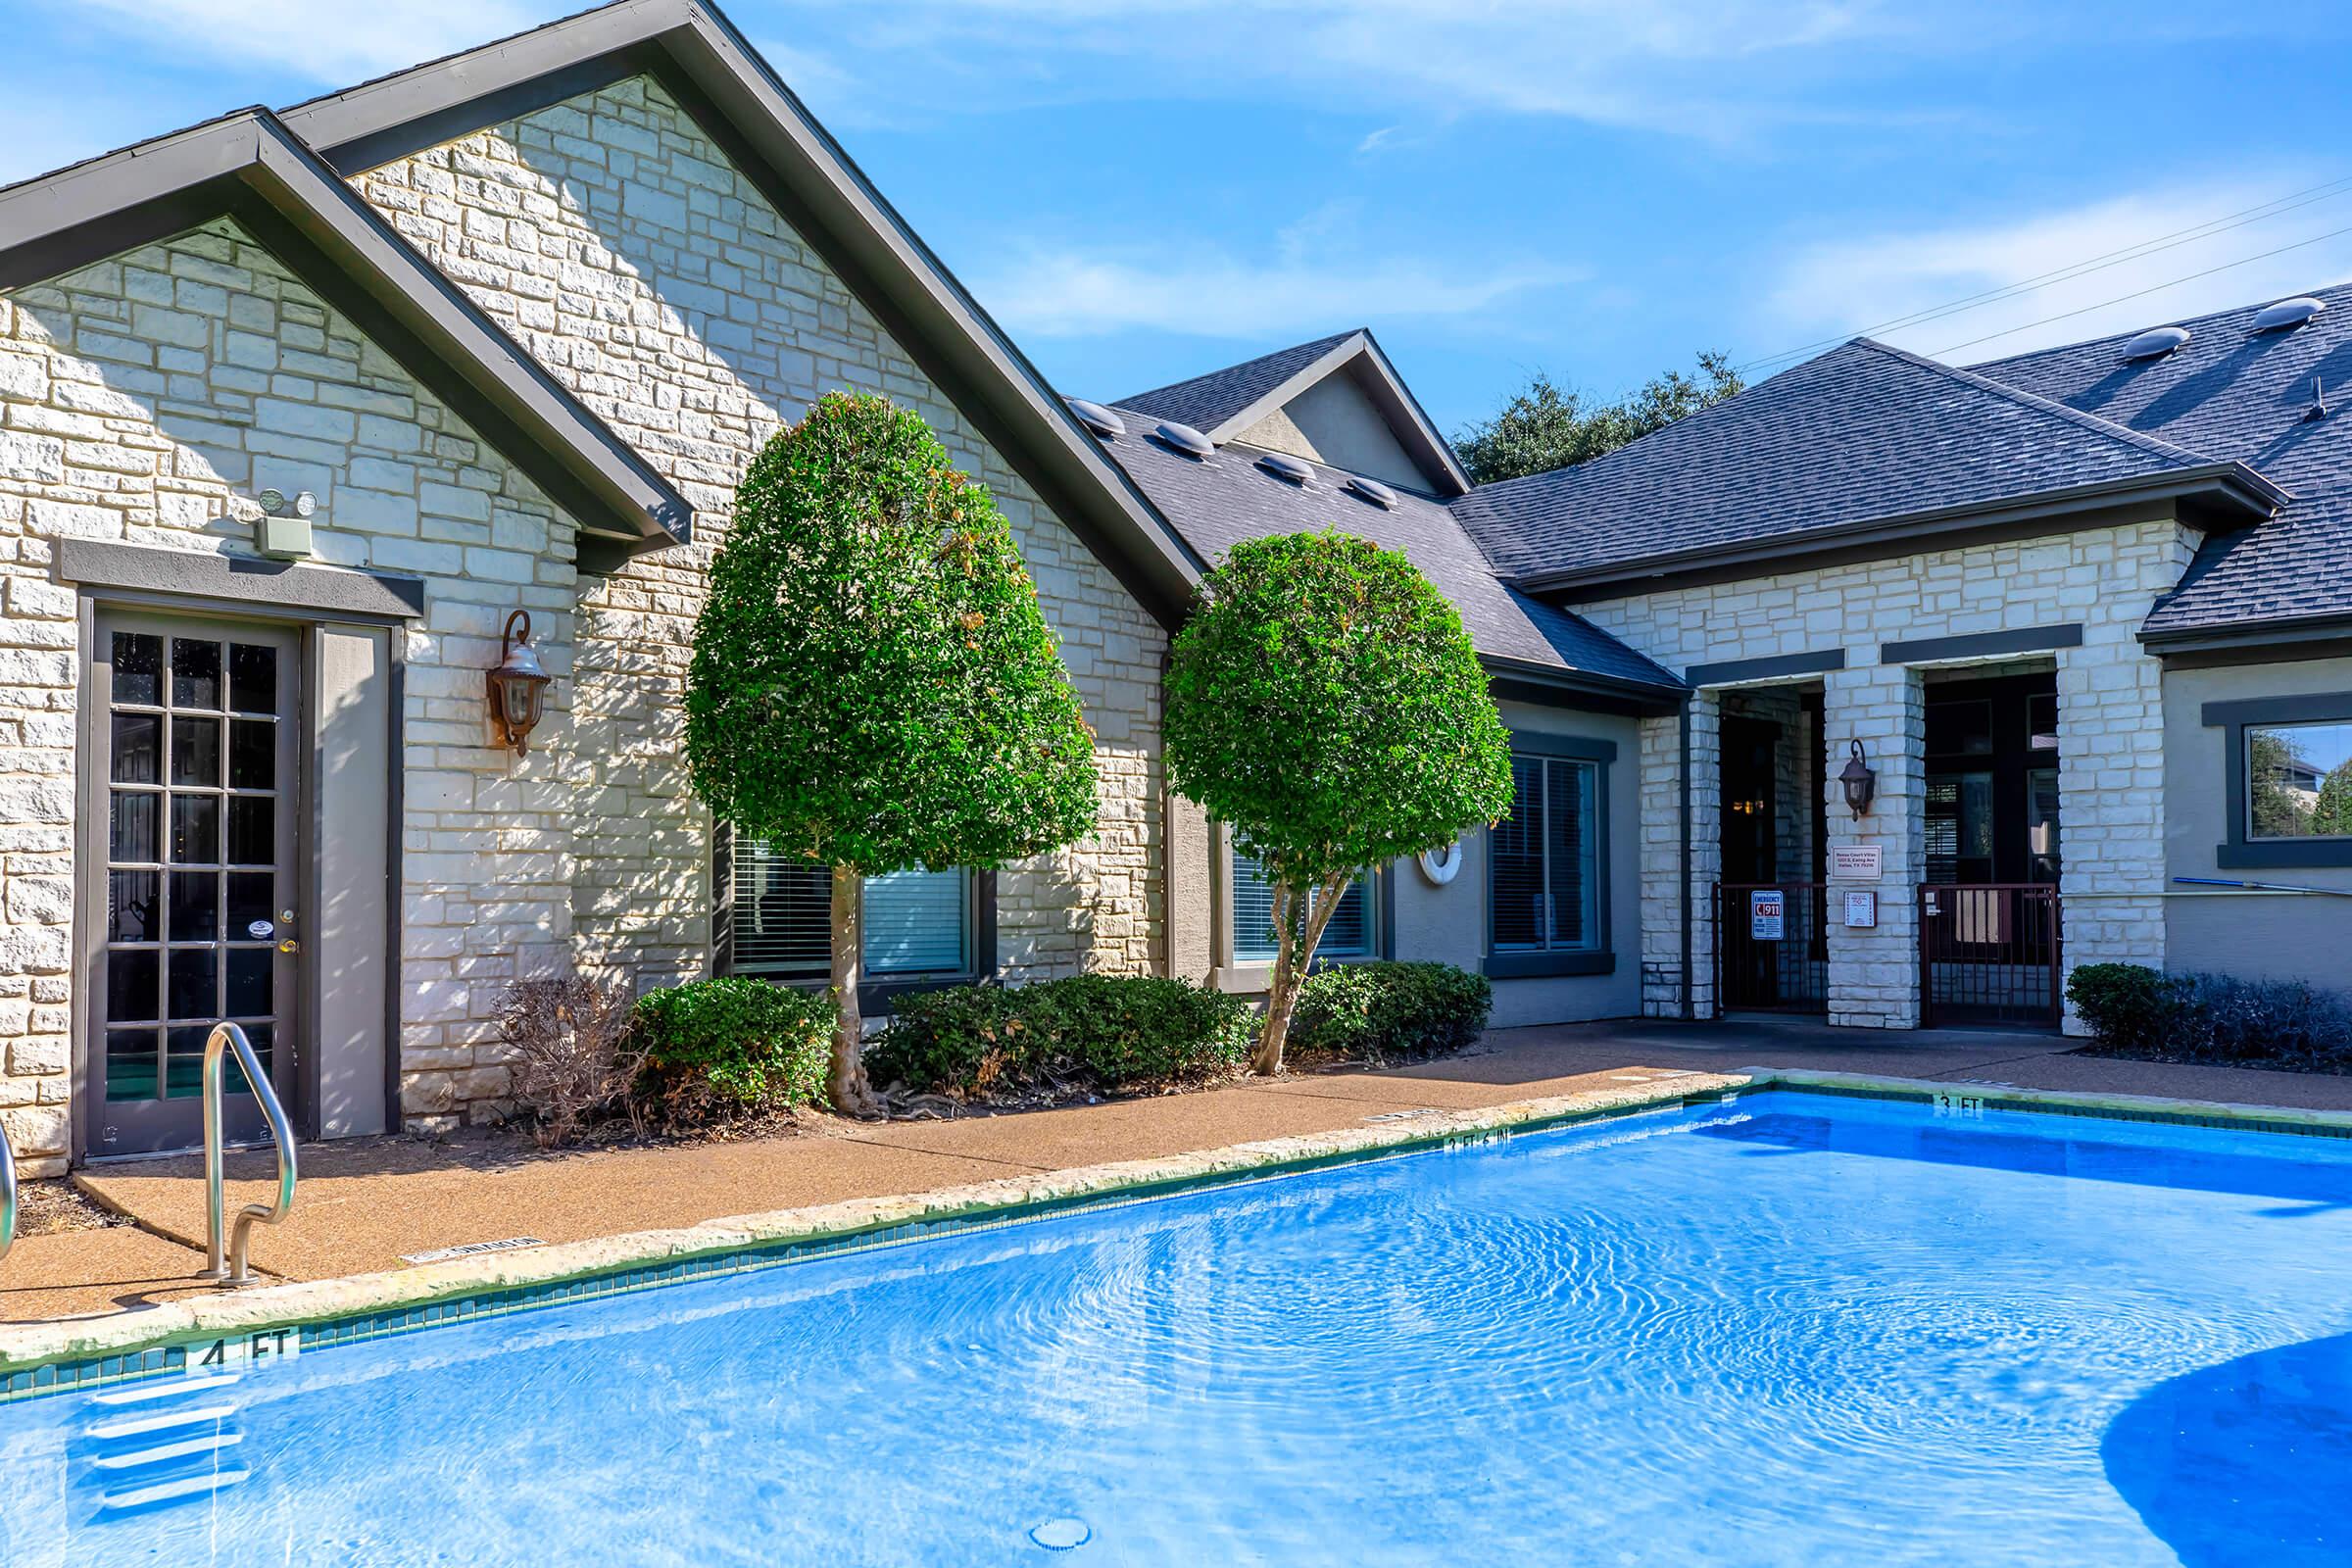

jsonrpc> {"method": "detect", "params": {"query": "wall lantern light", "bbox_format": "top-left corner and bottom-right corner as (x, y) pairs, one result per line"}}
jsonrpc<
(488, 609), (551, 756)
(1838, 739), (1878, 819)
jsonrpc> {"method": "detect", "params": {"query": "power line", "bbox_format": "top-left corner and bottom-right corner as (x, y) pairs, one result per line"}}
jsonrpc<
(1934, 218), (2352, 357)
(1740, 173), (2352, 373)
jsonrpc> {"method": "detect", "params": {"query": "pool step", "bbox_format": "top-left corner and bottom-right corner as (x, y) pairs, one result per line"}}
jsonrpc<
(87, 1431), (245, 1471)
(87, 1372), (241, 1406)
(76, 1376), (255, 1523)
(83, 1400), (238, 1443)
(96, 1468), (252, 1516)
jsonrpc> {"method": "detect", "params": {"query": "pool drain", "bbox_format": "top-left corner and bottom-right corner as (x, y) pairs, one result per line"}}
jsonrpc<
(1028, 1516), (1092, 1551)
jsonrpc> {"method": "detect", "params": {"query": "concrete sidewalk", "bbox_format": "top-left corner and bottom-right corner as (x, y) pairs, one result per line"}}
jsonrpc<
(14, 1018), (2351, 1324)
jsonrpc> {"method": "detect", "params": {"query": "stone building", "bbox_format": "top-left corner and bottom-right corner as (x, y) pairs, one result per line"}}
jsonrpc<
(0, 0), (2344, 1172)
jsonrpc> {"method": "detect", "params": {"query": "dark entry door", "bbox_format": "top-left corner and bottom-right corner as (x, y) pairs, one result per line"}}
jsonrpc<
(86, 614), (301, 1157)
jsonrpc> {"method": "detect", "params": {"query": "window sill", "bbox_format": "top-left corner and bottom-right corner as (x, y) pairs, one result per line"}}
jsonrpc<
(1485, 950), (1615, 980)
(2216, 840), (2352, 870)
(1211, 955), (1383, 994)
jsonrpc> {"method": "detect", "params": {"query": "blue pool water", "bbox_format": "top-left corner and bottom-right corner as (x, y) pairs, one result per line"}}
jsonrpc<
(4, 1090), (2350, 1565)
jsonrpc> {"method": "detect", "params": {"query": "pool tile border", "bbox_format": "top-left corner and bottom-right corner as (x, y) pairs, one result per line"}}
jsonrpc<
(0, 1072), (1748, 1403)
(1749, 1068), (2352, 1141)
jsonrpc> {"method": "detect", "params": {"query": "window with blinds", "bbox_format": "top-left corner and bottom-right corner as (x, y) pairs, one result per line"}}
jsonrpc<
(717, 828), (972, 979)
(1490, 755), (1597, 953)
(1230, 847), (1372, 964)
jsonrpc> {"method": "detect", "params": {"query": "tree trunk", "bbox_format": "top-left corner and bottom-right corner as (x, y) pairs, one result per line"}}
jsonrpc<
(1251, 871), (1351, 1076)
(828, 862), (882, 1117)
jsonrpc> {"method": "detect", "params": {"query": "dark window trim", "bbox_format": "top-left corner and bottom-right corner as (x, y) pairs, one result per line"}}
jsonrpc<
(711, 824), (998, 1008)
(1485, 730), (1616, 979)
(2203, 691), (2352, 869)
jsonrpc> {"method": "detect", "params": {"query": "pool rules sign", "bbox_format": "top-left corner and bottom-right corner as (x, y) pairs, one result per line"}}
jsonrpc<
(1748, 889), (1786, 941)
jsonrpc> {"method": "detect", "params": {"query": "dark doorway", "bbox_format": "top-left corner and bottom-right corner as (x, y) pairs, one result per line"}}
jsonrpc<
(1720, 715), (1780, 884)
(1716, 694), (1829, 1015)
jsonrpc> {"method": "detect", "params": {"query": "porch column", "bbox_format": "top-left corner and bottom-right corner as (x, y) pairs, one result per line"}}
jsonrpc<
(1638, 693), (1720, 1018)
(2052, 634), (2167, 1032)
(1823, 663), (1925, 1027)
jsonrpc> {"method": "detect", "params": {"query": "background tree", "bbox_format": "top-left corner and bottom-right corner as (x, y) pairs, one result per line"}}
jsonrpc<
(686, 393), (1098, 1114)
(2313, 759), (2352, 837)
(1164, 531), (1512, 1075)
(1455, 351), (1744, 484)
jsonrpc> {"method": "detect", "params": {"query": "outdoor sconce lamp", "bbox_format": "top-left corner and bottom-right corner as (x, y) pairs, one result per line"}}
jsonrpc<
(488, 609), (551, 756)
(1838, 739), (1878, 819)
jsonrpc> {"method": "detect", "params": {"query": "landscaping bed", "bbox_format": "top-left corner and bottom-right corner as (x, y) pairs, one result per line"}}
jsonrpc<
(2067, 962), (2352, 1076)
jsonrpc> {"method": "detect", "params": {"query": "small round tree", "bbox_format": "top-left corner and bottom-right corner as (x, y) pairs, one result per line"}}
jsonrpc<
(1165, 530), (1512, 1075)
(686, 393), (1099, 1115)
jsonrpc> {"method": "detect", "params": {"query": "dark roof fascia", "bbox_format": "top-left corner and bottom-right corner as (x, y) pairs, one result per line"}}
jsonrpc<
(1514, 465), (2284, 603)
(279, 0), (1205, 627)
(0, 110), (691, 558)
(1203, 331), (1473, 497)
(1480, 652), (1686, 717)
(2138, 611), (2352, 664)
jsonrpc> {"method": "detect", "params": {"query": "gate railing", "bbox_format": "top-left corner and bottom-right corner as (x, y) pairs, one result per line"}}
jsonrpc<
(1919, 883), (2062, 1030)
(1714, 883), (1830, 1016)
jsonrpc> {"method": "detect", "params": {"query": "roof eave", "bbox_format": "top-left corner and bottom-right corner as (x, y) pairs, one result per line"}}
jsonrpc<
(279, 0), (1204, 624)
(2138, 610), (2352, 660)
(1478, 651), (1687, 716)
(1201, 330), (1473, 498)
(1512, 464), (2284, 601)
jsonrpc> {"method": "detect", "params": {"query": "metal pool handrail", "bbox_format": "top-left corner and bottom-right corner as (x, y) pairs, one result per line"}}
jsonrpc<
(0, 1118), (15, 1263)
(199, 1022), (297, 1288)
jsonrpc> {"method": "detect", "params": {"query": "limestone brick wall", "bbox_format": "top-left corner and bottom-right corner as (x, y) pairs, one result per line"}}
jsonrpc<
(351, 74), (1167, 1002)
(1587, 514), (2197, 1029)
(0, 221), (572, 1161)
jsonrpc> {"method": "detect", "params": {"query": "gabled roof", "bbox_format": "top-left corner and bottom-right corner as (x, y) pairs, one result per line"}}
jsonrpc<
(1118, 329), (1473, 496)
(275, 0), (1205, 623)
(1971, 285), (2352, 645)
(0, 107), (691, 564)
(1451, 337), (2283, 596)
(1097, 406), (1685, 709)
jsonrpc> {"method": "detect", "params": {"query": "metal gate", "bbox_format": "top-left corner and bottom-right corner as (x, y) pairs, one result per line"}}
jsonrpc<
(1919, 884), (2062, 1030)
(1714, 883), (1829, 1015)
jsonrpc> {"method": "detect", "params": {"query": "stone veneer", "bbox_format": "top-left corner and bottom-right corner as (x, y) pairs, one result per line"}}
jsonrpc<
(350, 75), (1167, 1124)
(0, 222), (571, 1169)
(1582, 514), (2196, 1030)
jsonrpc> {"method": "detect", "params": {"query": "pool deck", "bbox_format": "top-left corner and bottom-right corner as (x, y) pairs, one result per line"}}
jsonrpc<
(10, 1017), (2352, 1327)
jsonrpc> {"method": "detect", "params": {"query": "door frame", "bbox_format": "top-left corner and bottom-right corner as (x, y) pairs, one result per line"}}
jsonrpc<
(76, 607), (311, 1158)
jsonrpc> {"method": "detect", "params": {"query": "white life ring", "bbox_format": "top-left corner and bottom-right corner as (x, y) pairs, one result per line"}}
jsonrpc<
(1417, 841), (1463, 886)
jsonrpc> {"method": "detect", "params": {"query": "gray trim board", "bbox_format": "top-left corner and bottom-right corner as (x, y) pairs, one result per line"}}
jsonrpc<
(2201, 690), (2352, 870)
(0, 109), (690, 559)
(1882, 623), (2082, 664)
(2143, 612), (2352, 662)
(55, 540), (426, 619)
(276, 0), (1207, 627)
(1687, 649), (1846, 686)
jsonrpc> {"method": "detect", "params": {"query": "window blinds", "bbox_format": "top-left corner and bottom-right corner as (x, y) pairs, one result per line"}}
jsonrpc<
(1490, 756), (1596, 953)
(1230, 849), (1371, 963)
(721, 829), (969, 978)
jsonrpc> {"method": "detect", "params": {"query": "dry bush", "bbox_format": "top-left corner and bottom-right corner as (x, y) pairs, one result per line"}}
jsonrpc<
(495, 977), (644, 1148)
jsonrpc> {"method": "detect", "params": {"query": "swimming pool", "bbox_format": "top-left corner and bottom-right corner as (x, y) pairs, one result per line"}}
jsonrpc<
(3, 1088), (2347, 1565)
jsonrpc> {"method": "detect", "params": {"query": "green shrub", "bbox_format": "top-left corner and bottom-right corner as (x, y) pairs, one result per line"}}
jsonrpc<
(868, 975), (1253, 1098)
(2065, 963), (2185, 1054)
(1290, 961), (1493, 1063)
(629, 977), (831, 1120)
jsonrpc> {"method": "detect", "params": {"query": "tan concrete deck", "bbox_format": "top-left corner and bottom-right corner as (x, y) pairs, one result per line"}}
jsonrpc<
(14, 1018), (2352, 1326)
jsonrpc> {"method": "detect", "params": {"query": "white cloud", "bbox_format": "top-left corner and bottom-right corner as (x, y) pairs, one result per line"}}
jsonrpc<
(74, 0), (541, 82)
(1761, 179), (2352, 366)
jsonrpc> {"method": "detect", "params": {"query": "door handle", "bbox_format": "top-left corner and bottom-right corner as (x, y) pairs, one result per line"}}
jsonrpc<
(277, 939), (301, 956)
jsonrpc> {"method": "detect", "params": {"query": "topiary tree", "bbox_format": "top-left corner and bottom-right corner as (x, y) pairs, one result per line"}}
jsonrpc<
(686, 392), (1099, 1115)
(1165, 530), (1513, 1074)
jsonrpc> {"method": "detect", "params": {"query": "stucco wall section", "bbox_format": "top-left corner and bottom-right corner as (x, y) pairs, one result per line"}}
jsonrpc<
(1583, 513), (2197, 1029)
(351, 76), (1166, 1007)
(0, 221), (573, 1160)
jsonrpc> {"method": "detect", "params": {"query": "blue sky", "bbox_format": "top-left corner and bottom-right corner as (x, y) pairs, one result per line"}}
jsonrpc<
(6, 1), (2351, 432)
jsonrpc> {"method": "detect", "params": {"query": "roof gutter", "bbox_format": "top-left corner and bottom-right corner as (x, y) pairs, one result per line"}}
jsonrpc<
(1478, 651), (1687, 717)
(2138, 610), (2352, 661)
(1512, 464), (2285, 602)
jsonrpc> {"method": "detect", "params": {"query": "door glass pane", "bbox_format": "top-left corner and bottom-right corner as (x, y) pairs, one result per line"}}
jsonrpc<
(171, 795), (220, 863)
(1491, 755), (1545, 951)
(112, 713), (161, 783)
(169, 871), (219, 943)
(1926, 700), (1993, 756)
(166, 948), (218, 1021)
(2027, 768), (2061, 884)
(241, 1023), (274, 1085)
(229, 643), (277, 714)
(112, 791), (160, 863)
(226, 873), (273, 937)
(106, 949), (160, 1023)
(106, 1029), (161, 1102)
(170, 715), (220, 786)
(164, 1026), (209, 1099)
(110, 870), (160, 943)
(226, 797), (273, 865)
(229, 719), (273, 789)
(171, 638), (221, 709)
(226, 947), (272, 1017)
(112, 632), (162, 706)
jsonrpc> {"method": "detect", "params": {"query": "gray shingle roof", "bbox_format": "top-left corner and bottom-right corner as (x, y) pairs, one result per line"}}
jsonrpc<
(1097, 414), (1685, 696)
(1115, 332), (1361, 434)
(1449, 338), (2240, 584)
(1971, 284), (2352, 637)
